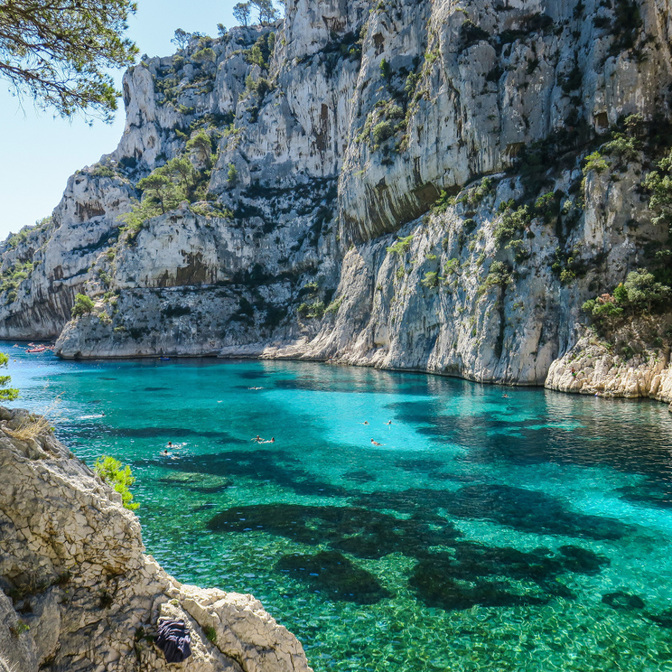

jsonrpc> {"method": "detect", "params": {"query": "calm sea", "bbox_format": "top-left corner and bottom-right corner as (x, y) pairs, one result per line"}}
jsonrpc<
(5, 343), (672, 671)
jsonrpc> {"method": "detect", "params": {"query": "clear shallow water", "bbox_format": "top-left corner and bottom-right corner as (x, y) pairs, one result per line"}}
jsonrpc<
(5, 343), (672, 671)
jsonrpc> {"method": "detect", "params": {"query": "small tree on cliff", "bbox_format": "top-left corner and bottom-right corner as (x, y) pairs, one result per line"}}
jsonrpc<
(71, 293), (95, 318)
(94, 456), (139, 510)
(251, 0), (279, 24)
(233, 2), (252, 26)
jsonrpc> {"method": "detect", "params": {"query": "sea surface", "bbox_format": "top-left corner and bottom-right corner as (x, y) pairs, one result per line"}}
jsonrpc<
(4, 343), (672, 671)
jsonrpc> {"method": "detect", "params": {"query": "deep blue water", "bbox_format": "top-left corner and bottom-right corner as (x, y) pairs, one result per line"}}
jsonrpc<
(5, 343), (672, 671)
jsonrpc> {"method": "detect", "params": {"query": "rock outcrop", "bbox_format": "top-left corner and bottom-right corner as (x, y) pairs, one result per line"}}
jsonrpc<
(0, 407), (312, 672)
(2, 0), (672, 403)
(545, 321), (672, 405)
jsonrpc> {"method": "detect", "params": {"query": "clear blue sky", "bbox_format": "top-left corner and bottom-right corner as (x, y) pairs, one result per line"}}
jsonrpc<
(0, 0), (244, 241)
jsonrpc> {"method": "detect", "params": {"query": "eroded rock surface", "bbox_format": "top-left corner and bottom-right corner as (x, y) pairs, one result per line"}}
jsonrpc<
(0, 408), (312, 672)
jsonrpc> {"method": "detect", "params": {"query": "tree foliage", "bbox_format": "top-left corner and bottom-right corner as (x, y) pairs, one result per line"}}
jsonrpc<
(120, 148), (216, 237)
(71, 293), (95, 317)
(233, 2), (251, 26)
(94, 456), (139, 510)
(0, 353), (19, 402)
(0, 0), (138, 121)
(251, 0), (278, 24)
(582, 270), (672, 324)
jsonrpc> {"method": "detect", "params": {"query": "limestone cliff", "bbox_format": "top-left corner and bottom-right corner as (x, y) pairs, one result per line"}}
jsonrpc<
(0, 407), (312, 672)
(2, 0), (672, 403)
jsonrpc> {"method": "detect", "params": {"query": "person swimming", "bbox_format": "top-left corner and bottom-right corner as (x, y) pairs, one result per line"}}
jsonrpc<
(252, 435), (262, 443)
(362, 421), (369, 425)
(371, 439), (383, 446)
(386, 420), (392, 426)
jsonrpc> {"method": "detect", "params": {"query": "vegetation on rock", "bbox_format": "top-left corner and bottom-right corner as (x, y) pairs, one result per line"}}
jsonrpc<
(94, 455), (139, 510)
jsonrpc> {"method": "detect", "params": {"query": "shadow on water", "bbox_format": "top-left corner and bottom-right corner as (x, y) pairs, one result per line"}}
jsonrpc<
(353, 484), (632, 541)
(165, 450), (352, 498)
(206, 503), (460, 559)
(206, 500), (615, 610)
(277, 551), (391, 605)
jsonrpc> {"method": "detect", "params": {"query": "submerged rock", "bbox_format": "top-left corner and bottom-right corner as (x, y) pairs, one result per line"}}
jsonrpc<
(276, 550), (390, 605)
(602, 591), (646, 611)
(0, 407), (312, 672)
(206, 502), (460, 560)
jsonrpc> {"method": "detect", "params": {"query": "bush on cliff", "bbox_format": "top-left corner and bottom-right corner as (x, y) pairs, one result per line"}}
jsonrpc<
(94, 455), (139, 510)
(583, 270), (672, 326)
(71, 293), (95, 318)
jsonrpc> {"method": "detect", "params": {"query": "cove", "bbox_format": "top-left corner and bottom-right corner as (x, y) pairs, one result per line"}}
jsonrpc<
(5, 343), (672, 672)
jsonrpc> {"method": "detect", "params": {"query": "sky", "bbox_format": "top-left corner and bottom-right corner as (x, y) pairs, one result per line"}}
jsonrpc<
(0, 0), (244, 241)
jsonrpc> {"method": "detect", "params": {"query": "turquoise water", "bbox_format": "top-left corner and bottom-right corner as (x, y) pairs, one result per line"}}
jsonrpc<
(5, 343), (672, 671)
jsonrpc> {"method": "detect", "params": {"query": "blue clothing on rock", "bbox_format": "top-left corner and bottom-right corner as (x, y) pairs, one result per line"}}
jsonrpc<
(156, 619), (192, 663)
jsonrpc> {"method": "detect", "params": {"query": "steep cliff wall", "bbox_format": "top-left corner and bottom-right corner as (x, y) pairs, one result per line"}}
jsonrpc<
(0, 407), (312, 672)
(2, 0), (672, 402)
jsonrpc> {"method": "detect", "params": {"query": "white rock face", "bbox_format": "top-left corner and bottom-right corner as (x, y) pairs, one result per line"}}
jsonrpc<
(545, 331), (672, 403)
(2, 0), (672, 402)
(0, 408), (312, 672)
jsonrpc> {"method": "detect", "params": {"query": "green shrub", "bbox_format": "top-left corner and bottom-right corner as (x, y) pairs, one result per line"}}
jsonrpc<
(432, 190), (455, 214)
(192, 47), (216, 63)
(203, 625), (217, 643)
(372, 120), (394, 145)
(458, 177), (494, 207)
(91, 163), (116, 178)
(534, 192), (558, 223)
(227, 163), (238, 185)
(443, 258), (460, 275)
(603, 133), (640, 161)
(297, 301), (325, 319)
(582, 269), (672, 325)
(94, 455), (139, 511)
(420, 271), (439, 288)
(582, 151), (608, 176)
(380, 58), (391, 79)
(386, 234), (414, 255)
(482, 260), (512, 290)
(71, 293), (95, 318)
(494, 205), (530, 246)
(325, 297), (343, 315)
(0, 352), (19, 402)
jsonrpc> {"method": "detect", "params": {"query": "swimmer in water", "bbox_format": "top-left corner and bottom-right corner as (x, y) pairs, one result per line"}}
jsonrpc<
(386, 420), (392, 426)
(362, 421), (369, 425)
(371, 439), (383, 446)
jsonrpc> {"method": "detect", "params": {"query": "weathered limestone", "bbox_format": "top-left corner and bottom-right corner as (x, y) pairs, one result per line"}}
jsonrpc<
(545, 332), (672, 403)
(0, 408), (312, 672)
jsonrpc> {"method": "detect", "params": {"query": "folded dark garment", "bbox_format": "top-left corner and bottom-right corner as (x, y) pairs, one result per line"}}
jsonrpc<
(156, 618), (192, 663)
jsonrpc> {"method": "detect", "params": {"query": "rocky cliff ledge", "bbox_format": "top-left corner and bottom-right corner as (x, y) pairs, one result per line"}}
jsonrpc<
(0, 407), (312, 672)
(2, 0), (672, 404)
